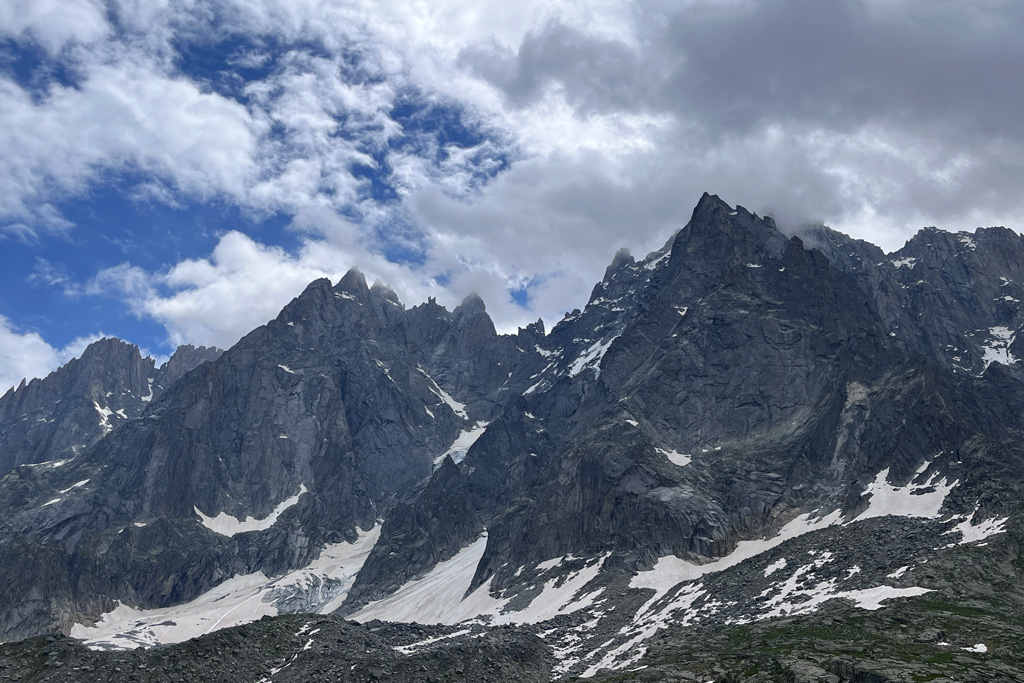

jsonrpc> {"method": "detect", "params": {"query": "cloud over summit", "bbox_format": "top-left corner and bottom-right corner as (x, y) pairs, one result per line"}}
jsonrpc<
(1, 0), (1023, 389)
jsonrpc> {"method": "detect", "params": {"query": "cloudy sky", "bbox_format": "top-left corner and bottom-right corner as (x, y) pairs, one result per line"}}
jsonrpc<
(2, 0), (1023, 390)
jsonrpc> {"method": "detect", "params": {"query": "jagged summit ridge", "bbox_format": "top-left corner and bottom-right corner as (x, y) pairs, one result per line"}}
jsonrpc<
(0, 193), (1022, 682)
(0, 339), (222, 476)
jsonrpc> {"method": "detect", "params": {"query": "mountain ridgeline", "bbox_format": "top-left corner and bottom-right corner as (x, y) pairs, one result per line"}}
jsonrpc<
(0, 342), (223, 476)
(1, 193), (1023, 681)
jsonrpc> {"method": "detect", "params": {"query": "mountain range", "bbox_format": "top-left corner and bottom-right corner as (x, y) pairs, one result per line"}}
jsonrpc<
(1, 193), (1022, 682)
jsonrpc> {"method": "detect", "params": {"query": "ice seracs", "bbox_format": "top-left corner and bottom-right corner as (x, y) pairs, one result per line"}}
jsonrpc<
(72, 526), (380, 649)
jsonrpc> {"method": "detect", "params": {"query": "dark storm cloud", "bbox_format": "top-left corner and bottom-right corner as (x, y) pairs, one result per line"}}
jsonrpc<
(457, 0), (1024, 242)
(464, 0), (1024, 138)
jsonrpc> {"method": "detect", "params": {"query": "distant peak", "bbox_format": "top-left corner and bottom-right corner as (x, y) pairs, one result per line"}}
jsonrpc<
(80, 337), (141, 362)
(371, 280), (403, 308)
(298, 277), (333, 298)
(454, 292), (486, 317)
(692, 192), (733, 218)
(680, 192), (788, 259)
(337, 267), (369, 296)
(603, 247), (635, 280)
(611, 247), (633, 268)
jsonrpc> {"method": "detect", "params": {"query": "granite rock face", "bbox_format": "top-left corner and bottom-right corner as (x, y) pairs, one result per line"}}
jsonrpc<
(0, 193), (1022, 678)
(0, 340), (221, 476)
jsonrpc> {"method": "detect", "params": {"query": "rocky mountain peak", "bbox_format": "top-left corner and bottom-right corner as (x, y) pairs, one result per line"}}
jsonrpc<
(454, 292), (487, 317)
(370, 280), (401, 307)
(673, 193), (789, 270)
(603, 247), (635, 281)
(156, 344), (223, 388)
(2, 193), (1024, 680)
(337, 266), (370, 297)
(78, 337), (148, 366)
(516, 318), (546, 346)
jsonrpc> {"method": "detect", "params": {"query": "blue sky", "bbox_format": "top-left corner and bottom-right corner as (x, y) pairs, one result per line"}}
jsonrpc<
(3, 0), (1024, 390)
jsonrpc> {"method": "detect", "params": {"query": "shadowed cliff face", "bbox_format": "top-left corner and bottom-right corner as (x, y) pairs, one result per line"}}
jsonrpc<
(0, 193), (1022, 654)
(0, 340), (222, 476)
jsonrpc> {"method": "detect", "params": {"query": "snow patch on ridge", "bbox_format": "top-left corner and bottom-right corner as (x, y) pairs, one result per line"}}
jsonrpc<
(195, 484), (308, 537)
(631, 510), (845, 606)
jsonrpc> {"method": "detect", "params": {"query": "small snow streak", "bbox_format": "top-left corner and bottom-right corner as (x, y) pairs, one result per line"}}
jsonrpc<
(417, 367), (468, 419)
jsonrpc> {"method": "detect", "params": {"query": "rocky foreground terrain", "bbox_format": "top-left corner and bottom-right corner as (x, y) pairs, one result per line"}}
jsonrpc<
(2, 511), (1022, 682)
(1, 193), (1023, 680)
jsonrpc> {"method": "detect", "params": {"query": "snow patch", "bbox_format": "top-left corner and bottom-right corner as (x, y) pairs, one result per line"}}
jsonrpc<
(945, 514), (1009, 545)
(656, 448), (691, 467)
(763, 558), (787, 577)
(855, 467), (957, 521)
(963, 643), (988, 653)
(494, 558), (607, 626)
(353, 538), (607, 628)
(277, 364), (295, 374)
(395, 628), (473, 655)
(59, 479), (89, 494)
(71, 526), (379, 649)
(643, 250), (670, 271)
(417, 367), (468, 419)
(435, 422), (489, 466)
(93, 401), (114, 434)
(569, 336), (620, 378)
(195, 484), (308, 537)
(537, 557), (562, 572)
(352, 536), (503, 625)
(523, 379), (546, 395)
(140, 378), (154, 403)
(891, 257), (918, 269)
(981, 326), (1017, 369)
(631, 510), (845, 603)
